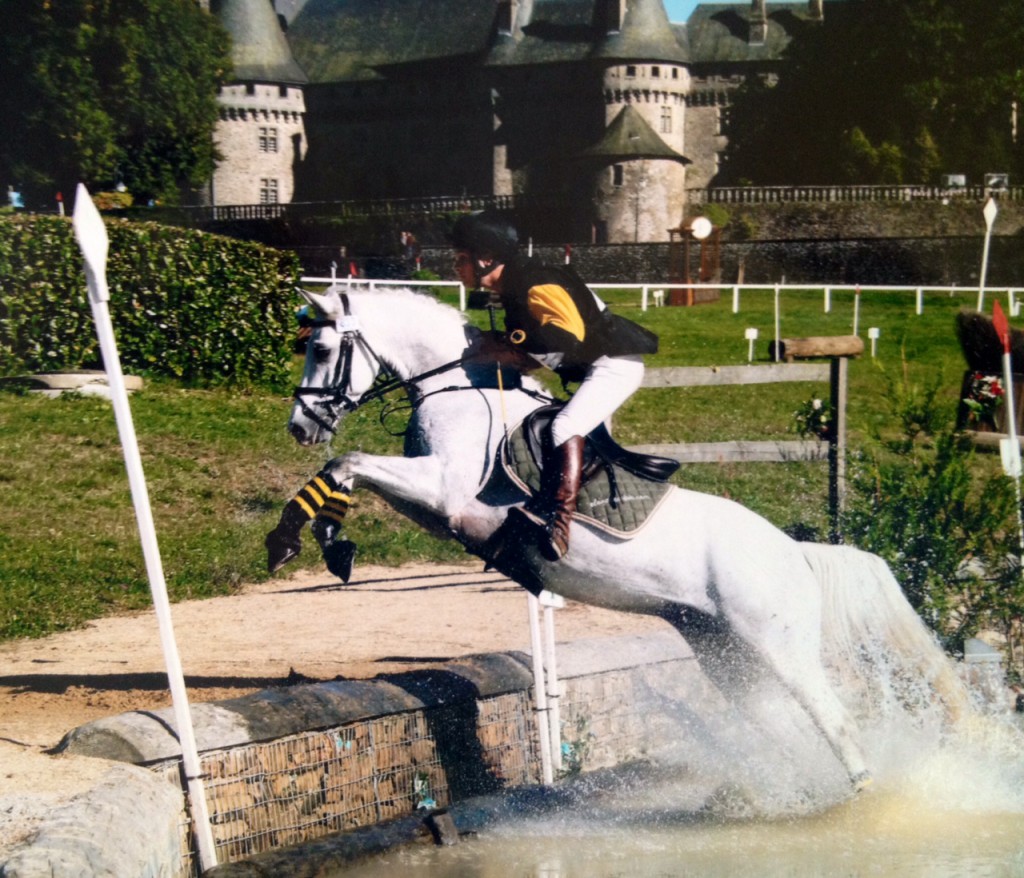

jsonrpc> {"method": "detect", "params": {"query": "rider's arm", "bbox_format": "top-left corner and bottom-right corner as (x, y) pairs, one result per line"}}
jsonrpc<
(474, 331), (541, 370)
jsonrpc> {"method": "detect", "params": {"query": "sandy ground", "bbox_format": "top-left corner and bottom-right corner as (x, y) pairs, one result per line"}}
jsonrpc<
(0, 561), (669, 856)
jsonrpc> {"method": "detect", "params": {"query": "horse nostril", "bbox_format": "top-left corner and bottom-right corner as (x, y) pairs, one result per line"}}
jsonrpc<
(289, 422), (308, 443)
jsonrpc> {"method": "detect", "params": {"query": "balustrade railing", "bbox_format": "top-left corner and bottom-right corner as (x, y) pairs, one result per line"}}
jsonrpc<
(194, 194), (519, 223)
(689, 184), (1022, 205)
(186, 184), (1019, 223)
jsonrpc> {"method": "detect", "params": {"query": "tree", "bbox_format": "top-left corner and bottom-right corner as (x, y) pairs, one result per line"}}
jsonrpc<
(723, 0), (1024, 186)
(0, 0), (231, 205)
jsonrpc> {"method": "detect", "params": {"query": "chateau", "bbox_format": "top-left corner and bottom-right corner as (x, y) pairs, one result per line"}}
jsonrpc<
(207, 0), (836, 243)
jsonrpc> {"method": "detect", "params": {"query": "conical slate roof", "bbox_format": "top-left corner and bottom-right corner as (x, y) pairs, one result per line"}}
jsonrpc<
(591, 0), (688, 64)
(212, 0), (308, 83)
(575, 104), (690, 163)
(287, 0), (689, 81)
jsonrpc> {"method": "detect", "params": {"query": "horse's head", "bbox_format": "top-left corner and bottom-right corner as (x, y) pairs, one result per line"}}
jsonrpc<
(289, 287), (380, 445)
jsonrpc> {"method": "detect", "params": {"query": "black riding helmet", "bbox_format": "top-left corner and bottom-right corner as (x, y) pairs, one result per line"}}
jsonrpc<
(449, 211), (519, 280)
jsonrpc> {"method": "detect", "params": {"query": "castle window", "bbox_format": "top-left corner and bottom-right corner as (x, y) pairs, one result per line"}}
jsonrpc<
(259, 178), (279, 204)
(259, 127), (279, 153)
(612, 164), (624, 187)
(625, 65), (637, 78)
(661, 106), (672, 134)
(672, 68), (679, 79)
(651, 66), (660, 78)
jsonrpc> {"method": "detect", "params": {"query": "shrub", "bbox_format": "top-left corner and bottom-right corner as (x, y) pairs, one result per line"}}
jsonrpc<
(842, 366), (1024, 662)
(0, 214), (300, 387)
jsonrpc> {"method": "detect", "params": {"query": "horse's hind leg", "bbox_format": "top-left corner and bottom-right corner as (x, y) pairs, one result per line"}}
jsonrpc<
(767, 650), (871, 790)
(665, 608), (870, 791)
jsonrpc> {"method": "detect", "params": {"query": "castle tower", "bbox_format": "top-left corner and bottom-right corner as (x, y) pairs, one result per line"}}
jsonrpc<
(587, 0), (691, 242)
(208, 0), (307, 206)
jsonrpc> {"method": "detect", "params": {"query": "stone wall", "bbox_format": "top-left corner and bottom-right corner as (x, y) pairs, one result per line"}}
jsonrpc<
(415, 234), (1024, 288)
(10, 633), (711, 876)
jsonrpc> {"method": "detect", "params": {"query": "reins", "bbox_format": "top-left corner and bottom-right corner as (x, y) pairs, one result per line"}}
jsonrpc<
(292, 291), (481, 435)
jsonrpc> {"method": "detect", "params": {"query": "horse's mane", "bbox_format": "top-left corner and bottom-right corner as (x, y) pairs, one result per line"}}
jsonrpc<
(348, 286), (479, 378)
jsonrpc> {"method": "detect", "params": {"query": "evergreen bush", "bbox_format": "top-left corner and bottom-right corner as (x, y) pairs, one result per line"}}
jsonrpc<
(842, 366), (1024, 665)
(0, 214), (300, 387)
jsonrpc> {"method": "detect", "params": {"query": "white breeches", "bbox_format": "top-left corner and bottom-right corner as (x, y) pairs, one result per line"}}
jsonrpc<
(550, 355), (645, 446)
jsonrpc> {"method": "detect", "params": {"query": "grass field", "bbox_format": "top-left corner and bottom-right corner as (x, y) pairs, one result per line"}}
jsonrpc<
(0, 283), (999, 640)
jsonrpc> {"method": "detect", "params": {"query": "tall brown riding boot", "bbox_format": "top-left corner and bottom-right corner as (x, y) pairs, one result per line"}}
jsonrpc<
(539, 435), (585, 561)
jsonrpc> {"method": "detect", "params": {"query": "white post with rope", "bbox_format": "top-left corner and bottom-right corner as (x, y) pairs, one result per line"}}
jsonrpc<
(540, 589), (564, 772)
(72, 185), (218, 872)
(528, 593), (555, 784)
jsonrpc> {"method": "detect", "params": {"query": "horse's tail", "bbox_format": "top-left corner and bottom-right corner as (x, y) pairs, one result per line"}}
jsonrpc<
(801, 542), (972, 722)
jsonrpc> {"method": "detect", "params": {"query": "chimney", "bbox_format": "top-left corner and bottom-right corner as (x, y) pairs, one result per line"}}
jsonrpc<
(603, 0), (627, 34)
(808, 0), (823, 20)
(499, 0), (533, 35)
(749, 0), (767, 45)
(497, 0), (516, 35)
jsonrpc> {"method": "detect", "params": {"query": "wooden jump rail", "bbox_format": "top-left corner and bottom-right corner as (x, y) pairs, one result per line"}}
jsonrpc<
(629, 338), (859, 541)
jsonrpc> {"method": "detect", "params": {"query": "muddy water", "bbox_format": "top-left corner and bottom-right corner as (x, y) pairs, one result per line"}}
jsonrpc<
(341, 784), (1024, 877)
(338, 575), (1024, 878)
(339, 708), (1024, 878)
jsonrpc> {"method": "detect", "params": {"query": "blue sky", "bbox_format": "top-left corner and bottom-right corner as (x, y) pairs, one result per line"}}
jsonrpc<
(665, 1), (781, 22)
(663, 0), (701, 22)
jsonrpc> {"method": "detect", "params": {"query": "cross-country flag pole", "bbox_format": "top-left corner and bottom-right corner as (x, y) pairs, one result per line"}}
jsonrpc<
(992, 300), (1024, 563)
(978, 197), (998, 312)
(72, 184), (218, 871)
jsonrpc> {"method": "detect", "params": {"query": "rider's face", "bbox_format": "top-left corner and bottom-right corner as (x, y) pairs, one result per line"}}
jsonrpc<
(453, 250), (476, 288)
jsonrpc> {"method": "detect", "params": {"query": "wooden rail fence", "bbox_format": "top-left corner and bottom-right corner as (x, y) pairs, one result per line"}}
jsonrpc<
(628, 359), (849, 541)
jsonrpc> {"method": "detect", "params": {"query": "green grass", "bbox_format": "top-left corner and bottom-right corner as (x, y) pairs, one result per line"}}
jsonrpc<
(0, 284), (991, 640)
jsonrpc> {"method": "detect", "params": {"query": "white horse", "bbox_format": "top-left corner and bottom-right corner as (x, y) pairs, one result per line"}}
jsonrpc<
(284, 286), (969, 794)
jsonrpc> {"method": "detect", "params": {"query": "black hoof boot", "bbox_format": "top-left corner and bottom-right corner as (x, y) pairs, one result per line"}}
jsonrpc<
(265, 528), (302, 573)
(323, 540), (358, 583)
(312, 517), (357, 583)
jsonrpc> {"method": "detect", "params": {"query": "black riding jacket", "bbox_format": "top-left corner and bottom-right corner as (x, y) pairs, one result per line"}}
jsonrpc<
(499, 257), (657, 380)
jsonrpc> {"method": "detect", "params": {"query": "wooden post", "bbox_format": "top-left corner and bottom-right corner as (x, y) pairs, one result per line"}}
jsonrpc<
(829, 356), (848, 543)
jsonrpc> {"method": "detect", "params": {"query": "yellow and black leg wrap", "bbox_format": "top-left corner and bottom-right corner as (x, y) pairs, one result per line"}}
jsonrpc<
(311, 483), (357, 584)
(266, 471), (347, 574)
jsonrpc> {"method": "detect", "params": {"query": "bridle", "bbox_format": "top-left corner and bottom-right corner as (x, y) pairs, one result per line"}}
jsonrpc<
(292, 291), (470, 436)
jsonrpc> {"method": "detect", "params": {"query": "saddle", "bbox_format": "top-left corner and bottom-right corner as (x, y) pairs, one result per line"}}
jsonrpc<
(522, 404), (680, 484)
(485, 405), (679, 595)
(500, 404), (679, 537)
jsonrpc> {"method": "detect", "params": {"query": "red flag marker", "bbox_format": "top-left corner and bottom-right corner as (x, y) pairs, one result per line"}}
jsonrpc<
(994, 299), (1011, 354)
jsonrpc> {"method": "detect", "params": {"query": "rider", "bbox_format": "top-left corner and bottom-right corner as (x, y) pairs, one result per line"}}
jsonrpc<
(451, 211), (658, 561)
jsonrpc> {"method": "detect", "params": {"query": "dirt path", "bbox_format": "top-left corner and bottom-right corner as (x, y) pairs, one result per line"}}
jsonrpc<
(0, 561), (670, 855)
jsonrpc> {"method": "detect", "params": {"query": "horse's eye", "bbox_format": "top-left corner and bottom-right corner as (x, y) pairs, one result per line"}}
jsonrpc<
(312, 344), (334, 364)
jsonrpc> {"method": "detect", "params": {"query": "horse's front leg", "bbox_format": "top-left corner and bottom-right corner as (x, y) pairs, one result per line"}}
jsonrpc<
(266, 453), (454, 579)
(265, 465), (357, 576)
(324, 451), (452, 521)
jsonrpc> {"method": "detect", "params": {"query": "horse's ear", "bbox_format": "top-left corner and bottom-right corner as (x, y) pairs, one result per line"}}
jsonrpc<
(300, 288), (341, 320)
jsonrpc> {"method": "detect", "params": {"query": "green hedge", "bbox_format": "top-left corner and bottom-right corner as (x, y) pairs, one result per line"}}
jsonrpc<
(0, 215), (300, 387)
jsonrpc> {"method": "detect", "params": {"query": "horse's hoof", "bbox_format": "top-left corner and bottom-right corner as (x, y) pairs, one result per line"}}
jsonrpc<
(323, 539), (357, 583)
(851, 771), (873, 793)
(266, 529), (301, 573)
